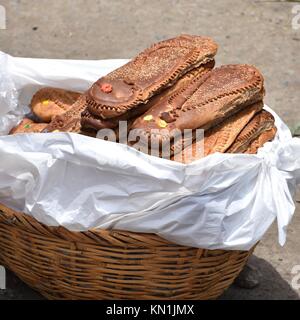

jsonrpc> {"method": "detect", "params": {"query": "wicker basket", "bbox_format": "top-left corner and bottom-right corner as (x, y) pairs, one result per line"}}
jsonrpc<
(0, 203), (254, 300)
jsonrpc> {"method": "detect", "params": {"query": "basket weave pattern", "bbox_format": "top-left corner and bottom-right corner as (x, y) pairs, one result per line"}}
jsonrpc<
(0, 204), (253, 299)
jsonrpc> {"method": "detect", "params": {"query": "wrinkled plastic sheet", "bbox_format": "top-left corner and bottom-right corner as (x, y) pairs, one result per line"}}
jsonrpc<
(0, 51), (299, 250)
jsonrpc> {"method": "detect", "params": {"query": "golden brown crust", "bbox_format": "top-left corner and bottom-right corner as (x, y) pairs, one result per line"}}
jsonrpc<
(43, 95), (87, 133)
(243, 126), (277, 154)
(227, 110), (275, 153)
(172, 102), (263, 163)
(81, 60), (215, 132)
(9, 118), (48, 134)
(86, 35), (218, 119)
(31, 87), (81, 122)
(130, 64), (265, 155)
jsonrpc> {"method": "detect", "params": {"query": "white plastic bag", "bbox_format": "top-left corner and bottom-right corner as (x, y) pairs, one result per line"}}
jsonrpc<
(0, 52), (299, 250)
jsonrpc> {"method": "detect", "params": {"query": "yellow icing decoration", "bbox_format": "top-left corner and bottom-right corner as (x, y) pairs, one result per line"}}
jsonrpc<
(143, 115), (153, 121)
(158, 119), (167, 128)
(52, 130), (60, 133)
(42, 100), (49, 105)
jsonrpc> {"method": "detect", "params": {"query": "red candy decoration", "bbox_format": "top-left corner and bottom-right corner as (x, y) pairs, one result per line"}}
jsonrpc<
(100, 83), (113, 93)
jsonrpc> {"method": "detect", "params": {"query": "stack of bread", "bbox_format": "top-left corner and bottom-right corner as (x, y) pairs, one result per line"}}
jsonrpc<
(10, 35), (277, 163)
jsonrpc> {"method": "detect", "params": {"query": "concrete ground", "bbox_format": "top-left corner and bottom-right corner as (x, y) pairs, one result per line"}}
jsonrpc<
(0, 0), (299, 299)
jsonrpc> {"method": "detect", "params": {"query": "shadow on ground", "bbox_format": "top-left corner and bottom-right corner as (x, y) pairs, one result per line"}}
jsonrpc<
(220, 255), (299, 300)
(0, 269), (43, 300)
(0, 255), (298, 300)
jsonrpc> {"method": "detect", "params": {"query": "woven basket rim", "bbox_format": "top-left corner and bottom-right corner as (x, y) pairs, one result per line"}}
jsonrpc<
(0, 203), (253, 251)
(0, 203), (192, 248)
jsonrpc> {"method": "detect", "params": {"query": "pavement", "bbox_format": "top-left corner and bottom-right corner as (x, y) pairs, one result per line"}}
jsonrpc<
(0, 0), (299, 300)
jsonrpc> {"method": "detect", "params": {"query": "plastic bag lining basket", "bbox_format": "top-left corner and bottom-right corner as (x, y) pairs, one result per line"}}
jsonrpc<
(0, 203), (254, 300)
